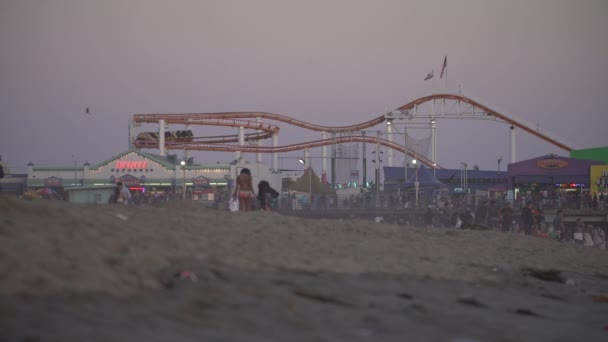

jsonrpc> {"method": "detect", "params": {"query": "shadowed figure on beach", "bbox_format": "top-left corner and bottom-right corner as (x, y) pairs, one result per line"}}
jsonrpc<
(257, 180), (279, 211)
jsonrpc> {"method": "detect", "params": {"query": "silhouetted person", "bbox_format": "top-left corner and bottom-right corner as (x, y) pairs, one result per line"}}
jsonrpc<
(257, 180), (279, 211)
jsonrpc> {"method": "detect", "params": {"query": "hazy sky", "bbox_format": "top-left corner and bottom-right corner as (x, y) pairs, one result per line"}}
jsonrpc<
(1, 0), (607, 174)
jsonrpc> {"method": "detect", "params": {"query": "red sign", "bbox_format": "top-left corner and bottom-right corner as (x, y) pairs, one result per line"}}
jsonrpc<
(115, 174), (140, 186)
(115, 161), (149, 169)
(45, 176), (62, 186)
(536, 159), (568, 169)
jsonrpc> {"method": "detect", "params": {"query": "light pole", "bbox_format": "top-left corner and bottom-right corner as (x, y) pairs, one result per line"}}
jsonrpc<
(412, 158), (419, 208)
(298, 158), (312, 208)
(461, 162), (468, 193)
(497, 157), (502, 172)
(180, 160), (186, 200)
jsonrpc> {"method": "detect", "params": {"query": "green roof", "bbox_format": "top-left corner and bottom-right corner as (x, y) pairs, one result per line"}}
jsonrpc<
(33, 166), (85, 171)
(570, 147), (608, 164)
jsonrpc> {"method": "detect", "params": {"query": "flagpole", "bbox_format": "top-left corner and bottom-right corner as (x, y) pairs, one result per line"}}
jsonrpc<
(440, 55), (447, 89)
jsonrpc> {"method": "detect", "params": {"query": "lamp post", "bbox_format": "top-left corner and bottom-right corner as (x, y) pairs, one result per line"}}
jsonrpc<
(412, 158), (419, 208)
(180, 160), (186, 200)
(298, 158), (312, 208)
(497, 157), (502, 172)
(460, 162), (468, 193)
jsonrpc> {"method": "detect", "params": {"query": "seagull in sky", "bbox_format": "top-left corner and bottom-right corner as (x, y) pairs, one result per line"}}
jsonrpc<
(84, 107), (91, 115)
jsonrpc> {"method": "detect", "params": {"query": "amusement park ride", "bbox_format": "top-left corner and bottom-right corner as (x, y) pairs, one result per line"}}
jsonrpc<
(131, 93), (572, 182)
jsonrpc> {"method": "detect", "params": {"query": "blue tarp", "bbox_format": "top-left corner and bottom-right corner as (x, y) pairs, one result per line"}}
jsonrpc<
(401, 165), (446, 188)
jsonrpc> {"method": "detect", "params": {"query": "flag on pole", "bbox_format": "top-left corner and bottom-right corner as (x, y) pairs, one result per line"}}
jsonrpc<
(440, 56), (447, 79)
(424, 71), (434, 81)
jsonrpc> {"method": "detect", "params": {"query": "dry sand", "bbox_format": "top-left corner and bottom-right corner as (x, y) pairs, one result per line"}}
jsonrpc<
(1, 195), (607, 341)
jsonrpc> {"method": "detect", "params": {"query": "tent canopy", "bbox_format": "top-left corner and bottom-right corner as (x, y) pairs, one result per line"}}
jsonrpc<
(288, 167), (335, 194)
(401, 165), (446, 189)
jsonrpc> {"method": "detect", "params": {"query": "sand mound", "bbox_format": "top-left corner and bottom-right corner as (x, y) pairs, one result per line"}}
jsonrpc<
(1, 195), (606, 296)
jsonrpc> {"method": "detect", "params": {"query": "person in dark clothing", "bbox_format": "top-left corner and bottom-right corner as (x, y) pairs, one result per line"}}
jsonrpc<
(500, 202), (514, 232)
(424, 207), (434, 227)
(522, 202), (534, 235)
(257, 180), (279, 211)
(460, 210), (474, 229)
(475, 201), (488, 225)
(487, 200), (499, 230)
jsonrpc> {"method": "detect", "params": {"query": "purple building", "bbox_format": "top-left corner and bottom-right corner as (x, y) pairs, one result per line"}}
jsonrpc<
(507, 154), (604, 209)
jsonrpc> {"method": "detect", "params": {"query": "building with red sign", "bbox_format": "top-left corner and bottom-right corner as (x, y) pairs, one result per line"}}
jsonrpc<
(26, 149), (283, 202)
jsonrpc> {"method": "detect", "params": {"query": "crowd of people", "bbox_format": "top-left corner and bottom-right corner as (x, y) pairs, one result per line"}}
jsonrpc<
(441, 199), (608, 250)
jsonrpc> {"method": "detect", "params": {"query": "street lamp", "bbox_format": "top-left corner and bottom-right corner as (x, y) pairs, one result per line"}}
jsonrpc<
(412, 158), (419, 208)
(180, 160), (186, 200)
(298, 158), (312, 208)
(460, 162), (468, 194)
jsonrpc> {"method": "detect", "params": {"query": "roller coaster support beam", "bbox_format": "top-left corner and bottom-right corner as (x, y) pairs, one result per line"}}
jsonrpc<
(375, 131), (381, 192)
(322, 131), (328, 183)
(184, 124), (192, 160)
(362, 131), (367, 188)
(387, 121), (393, 167)
(304, 149), (311, 168)
(256, 117), (263, 163)
(431, 119), (437, 174)
(159, 120), (166, 156)
(331, 133), (336, 188)
(404, 127), (408, 182)
(510, 126), (516, 164)
(272, 133), (278, 171)
(237, 126), (245, 161)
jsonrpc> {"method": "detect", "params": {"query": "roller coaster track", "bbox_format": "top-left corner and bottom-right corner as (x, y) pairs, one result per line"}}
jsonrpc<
(191, 132), (274, 144)
(134, 135), (438, 168)
(132, 116), (281, 134)
(133, 113), (384, 133)
(133, 93), (571, 166)
(394, 94), (572, 151)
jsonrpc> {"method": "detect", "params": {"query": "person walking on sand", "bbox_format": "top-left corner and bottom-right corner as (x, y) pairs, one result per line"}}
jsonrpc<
(233, 168), (255, 211)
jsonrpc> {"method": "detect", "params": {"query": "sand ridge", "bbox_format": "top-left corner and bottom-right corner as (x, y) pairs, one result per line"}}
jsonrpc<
(1, 196), (606, 297)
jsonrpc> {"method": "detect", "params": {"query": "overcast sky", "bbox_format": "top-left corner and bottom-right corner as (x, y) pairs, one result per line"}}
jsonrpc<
(1, 0), (606, 174)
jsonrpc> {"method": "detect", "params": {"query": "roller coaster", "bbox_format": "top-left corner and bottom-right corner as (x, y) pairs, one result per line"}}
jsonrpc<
(132, 93), (572, 168)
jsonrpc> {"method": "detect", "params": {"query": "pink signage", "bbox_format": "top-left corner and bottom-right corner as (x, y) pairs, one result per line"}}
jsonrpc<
(115, 161), (149, 169)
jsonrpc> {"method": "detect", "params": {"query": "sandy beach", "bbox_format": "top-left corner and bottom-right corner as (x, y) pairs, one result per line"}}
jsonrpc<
(1, 195), (607, 341)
